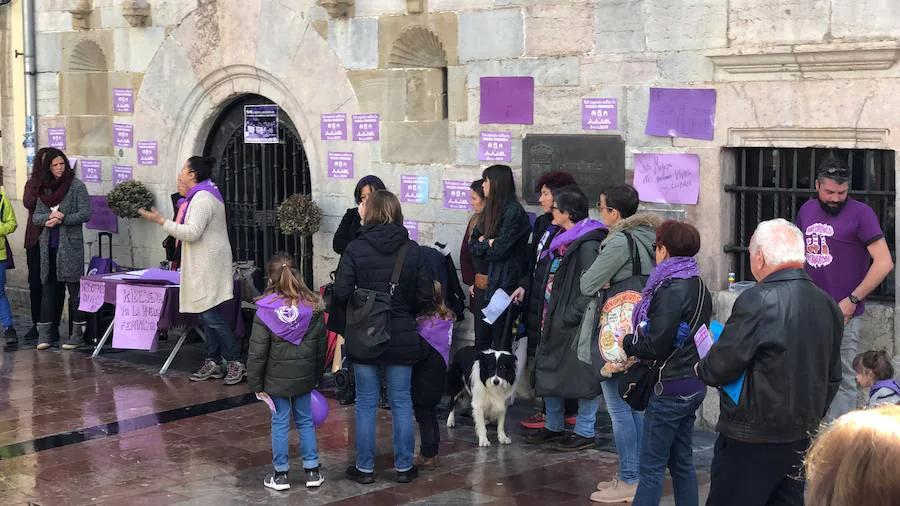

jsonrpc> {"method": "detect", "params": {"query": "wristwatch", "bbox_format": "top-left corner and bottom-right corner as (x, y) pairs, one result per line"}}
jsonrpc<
(848, 294), (861, 305)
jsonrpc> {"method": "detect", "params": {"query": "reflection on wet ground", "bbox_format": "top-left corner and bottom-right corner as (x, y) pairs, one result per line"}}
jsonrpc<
(0, 341), (713, 505)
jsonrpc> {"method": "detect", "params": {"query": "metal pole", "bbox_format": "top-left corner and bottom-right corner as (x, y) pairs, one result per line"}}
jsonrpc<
(22, 0), (37, 172)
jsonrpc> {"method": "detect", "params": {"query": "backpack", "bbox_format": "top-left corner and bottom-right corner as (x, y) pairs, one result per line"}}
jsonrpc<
(344, 243), (409, 360)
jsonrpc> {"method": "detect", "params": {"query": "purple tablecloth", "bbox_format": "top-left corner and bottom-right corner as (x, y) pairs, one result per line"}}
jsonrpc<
(80, 273), (244, 335)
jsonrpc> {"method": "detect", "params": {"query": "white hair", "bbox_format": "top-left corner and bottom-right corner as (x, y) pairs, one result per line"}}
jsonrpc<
(750, 218), (806, 265)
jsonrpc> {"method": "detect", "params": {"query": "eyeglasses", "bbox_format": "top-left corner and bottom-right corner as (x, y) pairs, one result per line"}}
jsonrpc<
(597, 204), (615, 213)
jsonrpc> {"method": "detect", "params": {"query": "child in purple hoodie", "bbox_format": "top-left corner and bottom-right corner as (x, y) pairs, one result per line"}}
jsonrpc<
(247, 254), (327, 492)
(412, 280), (455, 469)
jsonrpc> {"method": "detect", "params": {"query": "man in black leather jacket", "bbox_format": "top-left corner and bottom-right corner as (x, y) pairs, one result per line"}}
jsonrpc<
(697, 218), (842, 506)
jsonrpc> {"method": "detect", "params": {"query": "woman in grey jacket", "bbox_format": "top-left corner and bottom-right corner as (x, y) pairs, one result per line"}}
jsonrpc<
(33, 149), (91, 351)
(581, 184), (659, 504)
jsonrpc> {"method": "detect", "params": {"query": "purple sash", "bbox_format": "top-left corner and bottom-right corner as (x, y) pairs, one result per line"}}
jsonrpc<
(417, 315), (453, 365)
(255, 294), (313, 345)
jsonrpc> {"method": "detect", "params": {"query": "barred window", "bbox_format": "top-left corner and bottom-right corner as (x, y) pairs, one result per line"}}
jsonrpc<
(724, 148), (895, 301)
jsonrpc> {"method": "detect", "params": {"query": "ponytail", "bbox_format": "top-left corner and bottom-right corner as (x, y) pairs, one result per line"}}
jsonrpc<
(853, 349), (895, 381)
(262, 253), (322, 310)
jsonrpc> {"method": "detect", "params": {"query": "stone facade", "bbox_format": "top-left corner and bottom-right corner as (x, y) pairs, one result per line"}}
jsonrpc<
(0, 1), (896, 389)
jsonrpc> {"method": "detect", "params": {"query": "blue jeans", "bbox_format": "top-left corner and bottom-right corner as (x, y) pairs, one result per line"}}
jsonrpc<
(353, 363), (414, 473)
(545, 396), (600, 438)
(199, 305), (240, 362)
(601, 377), (644, 484)
(633, 390), (706, 506)
(271, 394), (319, 472)
(0, 262), (13, 329)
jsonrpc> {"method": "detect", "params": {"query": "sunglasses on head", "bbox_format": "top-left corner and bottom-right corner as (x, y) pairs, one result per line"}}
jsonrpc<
(820, 167), (849, 178)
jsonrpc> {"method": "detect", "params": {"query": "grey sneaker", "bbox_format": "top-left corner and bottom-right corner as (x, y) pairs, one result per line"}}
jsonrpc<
(264, 470), (290, 491)
(304, 467), (324, 488)
(190, 359), (224, 381)
(36, 323), (53, 350)
(61, 323), (86, 350)
(223, 361), (245, 386)
(4, 327), (17, 347)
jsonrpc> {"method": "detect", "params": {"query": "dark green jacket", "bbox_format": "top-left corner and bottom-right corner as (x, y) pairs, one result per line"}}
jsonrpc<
(247, 311), (327, 398)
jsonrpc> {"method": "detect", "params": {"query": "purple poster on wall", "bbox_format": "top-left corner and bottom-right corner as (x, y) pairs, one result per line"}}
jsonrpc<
(137, 141), (158, 165)
(113, 123), (133, 148)
(320, 113), (347, 141)
(327, 152), (354, 179)
(443, 180), (472, 210)
(352, 114), (380, 141)
(478, 131), (512, 162)
(86, 196), (119, 233)
(112, 165), (132, 185)
(400, 175), (429, 204)
(403, 220), (419, 242)
(48, 128), (66, 149)
(112, 88), (134, 113)
(479, 76), (534, 125)
(81, 160), (102, 183)
(633, 153), (701, 205)
(645, 88), (717, 141)
(582, 98), (618, 131)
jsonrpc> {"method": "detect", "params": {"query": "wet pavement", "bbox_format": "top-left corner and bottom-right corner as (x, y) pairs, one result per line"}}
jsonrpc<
(0, 335), (714, 505)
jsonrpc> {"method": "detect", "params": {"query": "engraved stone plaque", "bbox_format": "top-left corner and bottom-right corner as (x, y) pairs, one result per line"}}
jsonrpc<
(522, 134), (626, 205)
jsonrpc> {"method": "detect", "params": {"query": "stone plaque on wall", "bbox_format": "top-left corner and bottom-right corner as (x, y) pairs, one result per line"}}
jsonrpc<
(522, 134), (625, 205)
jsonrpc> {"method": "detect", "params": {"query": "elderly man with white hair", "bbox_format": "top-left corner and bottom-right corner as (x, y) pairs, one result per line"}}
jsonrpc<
(696, 218), (843, 506)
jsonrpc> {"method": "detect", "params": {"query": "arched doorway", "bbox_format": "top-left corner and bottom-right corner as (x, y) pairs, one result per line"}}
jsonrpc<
(203, 94), (313, 288)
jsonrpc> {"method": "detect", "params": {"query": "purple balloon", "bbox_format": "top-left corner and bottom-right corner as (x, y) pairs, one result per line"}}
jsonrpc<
(311, 389), (329, 428)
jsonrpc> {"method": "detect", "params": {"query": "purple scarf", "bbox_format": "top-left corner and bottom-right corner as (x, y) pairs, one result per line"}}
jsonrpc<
(870, 379), (900, 399)
(540, 218), (606, 260)
(255, 294), (314, 346)
(177, 180), (224, 224)
(417, 315), (453, 365)
(632, 257), (701, 330)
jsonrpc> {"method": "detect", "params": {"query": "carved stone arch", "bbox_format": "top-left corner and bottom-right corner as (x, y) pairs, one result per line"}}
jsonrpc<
(68, 39), (109, 72)
(388, 27), (447, 68)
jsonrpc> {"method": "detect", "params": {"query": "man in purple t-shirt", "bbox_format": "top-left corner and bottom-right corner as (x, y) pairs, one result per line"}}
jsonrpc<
(795, 156), (894, 421)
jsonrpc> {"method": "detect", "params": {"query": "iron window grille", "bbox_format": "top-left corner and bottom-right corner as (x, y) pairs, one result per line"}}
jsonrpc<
(724, 148), (895, 301)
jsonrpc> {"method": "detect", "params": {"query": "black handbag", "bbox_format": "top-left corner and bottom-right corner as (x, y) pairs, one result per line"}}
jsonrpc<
(619, 278), (706, 411)
(343, 243), (409, 360)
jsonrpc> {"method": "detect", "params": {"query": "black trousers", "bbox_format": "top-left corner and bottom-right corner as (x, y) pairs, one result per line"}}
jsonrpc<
(26, 245), (43, 325)
(473, 287), (516, 351)
(706, 435), (808, 506)
(40, 249), (84, 325)
(414, 404), (440, 458)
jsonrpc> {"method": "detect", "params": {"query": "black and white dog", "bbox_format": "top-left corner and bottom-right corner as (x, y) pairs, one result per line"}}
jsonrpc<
(446, 346), (518, 447)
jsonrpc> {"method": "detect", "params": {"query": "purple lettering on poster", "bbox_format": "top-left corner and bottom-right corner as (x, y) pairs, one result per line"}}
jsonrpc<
(81, 159), (102, 183)
(352, 114), (380, 141)
(137, 141), (158, 165)
(113, 284), (165, 352)
(479, 77), (534, 125)
(112, 165), (132, 185)
(478, 131), (512, 162)
(327, 152), (354, 179)
(320, 113), (347, 141)
(403, 220), (419, 242)
(400, 175), (429, 204)
(582, 98), (618, 131)
(86, 196), (119, 233)
(645, 88), (717, 141)
(112, 88), (134, 113)
(48, 127), (66, 149)
(113, 123), (133, 148)
(78, 279), (106, 313)
(442, 180), (472, 210)
(633, 153), (701, 205)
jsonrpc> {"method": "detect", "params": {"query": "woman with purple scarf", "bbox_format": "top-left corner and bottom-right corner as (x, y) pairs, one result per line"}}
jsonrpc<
(139, 156), (244, 385)
(529, 186), (608, 452)
(618, 221), (712, 506)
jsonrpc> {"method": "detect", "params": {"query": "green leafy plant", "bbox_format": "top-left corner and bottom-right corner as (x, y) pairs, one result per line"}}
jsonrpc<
(277, 194), (323, 236)
(106, 180), (154, 218)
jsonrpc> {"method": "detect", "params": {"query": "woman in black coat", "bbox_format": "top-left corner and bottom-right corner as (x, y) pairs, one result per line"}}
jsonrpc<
(332, 175), (386, 255)
(332, 190), (432, 484)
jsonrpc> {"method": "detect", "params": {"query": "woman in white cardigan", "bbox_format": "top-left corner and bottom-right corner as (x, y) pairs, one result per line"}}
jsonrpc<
(139, 156), (244, 385)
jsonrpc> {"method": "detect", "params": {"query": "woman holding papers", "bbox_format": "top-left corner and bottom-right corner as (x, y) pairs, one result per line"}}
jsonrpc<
(619, 221), (712, 506)
(33, 148), (91, 351)
(468, 165), (531, 351)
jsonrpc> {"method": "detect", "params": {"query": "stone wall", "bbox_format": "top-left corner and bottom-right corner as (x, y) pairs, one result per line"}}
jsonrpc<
(0, 0), (895, 360)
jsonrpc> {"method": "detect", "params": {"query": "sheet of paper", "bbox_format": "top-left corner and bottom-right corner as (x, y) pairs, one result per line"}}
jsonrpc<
(256, 392), (276, 414)
(104, 273), (140, 280)
(139, 268), (180, 285)
(481, 289), (512, 325)
(127, 269), (149, 276)
(693, 324), (713, 359)
(633, 153), (701, 205)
